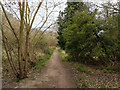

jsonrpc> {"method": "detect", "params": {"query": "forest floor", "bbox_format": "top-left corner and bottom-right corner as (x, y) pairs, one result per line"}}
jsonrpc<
(2, 48), (120, 88)
(3, 48), (75, 88)
(71, 62), (120, 88)
(59, 51), (120, 88)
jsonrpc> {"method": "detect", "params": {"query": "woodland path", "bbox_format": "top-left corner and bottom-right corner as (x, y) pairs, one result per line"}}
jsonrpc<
(18, 48), (76, 88)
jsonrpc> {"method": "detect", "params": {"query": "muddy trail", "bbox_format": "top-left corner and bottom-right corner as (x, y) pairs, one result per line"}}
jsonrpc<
(17, 48), (76, 88)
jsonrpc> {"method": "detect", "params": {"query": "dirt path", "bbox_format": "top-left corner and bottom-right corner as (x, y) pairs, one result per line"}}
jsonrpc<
(18, 48), (76, 88)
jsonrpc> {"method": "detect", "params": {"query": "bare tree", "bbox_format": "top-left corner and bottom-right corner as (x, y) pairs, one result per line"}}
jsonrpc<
(1, 0), (62, 79)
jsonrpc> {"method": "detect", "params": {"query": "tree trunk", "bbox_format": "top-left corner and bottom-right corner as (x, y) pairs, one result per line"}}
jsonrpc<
(18, 1), (25, 79)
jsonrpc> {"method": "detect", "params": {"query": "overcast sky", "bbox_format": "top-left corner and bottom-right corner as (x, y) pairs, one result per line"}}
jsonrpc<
(32, 0), (67, 29)
(32, 0), (118, 29)
(1, 0), (118, 30)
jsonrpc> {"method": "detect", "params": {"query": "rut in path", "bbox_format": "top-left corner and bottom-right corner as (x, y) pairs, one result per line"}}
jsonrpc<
(18, 48), (76, 88)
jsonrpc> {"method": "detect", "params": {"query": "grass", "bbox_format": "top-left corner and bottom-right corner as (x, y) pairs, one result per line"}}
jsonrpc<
(78, 76), (85, 81)
(58, 49), (92, 74)
(31, 77), (35, 80)
(16, 79), (20, 82)
(113, 82), (118, 87)
(33, 48), (56, 71)
(62, 56), (69, 62)
(58, 49), (68, 62)
(99, 84), (105, 88)
(69, 62), (75, 65)
(58, 49), (62, 60)
(98, 66), (119, 74)
(76, 64), (92, 74)
(73, 80), (77, 84)
(82, 82), (87, 87)
(109, 85), (112, 87)
(89, 79), (96, 85)
(33, 58), (46, 71)
(58, 49), (62, 55)
(50, 48), (56, 55)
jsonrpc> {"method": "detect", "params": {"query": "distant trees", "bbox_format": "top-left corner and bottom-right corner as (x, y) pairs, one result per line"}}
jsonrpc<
(57, 1), (120, 70)
(57, 2), (87, 50)
(57, 11), (65, 50)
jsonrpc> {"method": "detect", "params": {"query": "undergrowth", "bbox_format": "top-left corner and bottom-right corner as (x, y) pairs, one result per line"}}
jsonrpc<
(33, 48), (56, 71)
(76, 64), (92, 74)
(58, 49), (68, 62)
(58, 48), (119, 74)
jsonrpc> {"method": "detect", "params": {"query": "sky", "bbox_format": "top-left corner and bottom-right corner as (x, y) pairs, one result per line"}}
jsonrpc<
(32, 0), (118, 29)
(84, 0), (118, 3)
(1, 0), (67, 30)
(1, 0), (118, 30)
(32, 0), (67, 29)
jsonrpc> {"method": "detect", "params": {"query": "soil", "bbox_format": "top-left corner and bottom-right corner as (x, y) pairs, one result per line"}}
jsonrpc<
(16, 48), (76, 88)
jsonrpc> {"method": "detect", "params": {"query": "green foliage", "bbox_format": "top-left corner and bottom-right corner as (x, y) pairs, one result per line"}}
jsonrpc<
(57, 2), (88, 50)
(33, 57), (46, 71)
(78, 76), (85, 81)
(99, 66), (119, 74)
(58, 49), (62, 60)
(73, 80), (77, 84)
(58, 49), (62, 55)
(31, 77), (35, 80)
(82, 82), (87, 87)
(63, 10), (97, 62)
(62, 56), (69, 62)
(76, 64), (91, 74)
(57, 2), (120, 70)
(58, 49), (68, 62)
(89, 79), (96, 85)
(57, 11), (66, 50)
(50, 48), (56, 55)
(99, 84), (105, 88)
(16, 79), (20, 82)
(33, 48), (55, 71)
